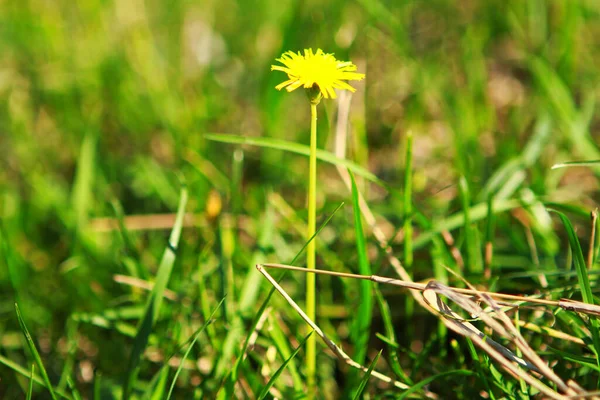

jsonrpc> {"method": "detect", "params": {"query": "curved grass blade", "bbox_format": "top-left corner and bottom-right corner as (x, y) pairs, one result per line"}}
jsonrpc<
(204, 134), (384, 187)
(166, 297), (225, 400)
(551, 209), (600, 367)
(548, 346), (600, 373)
(257, 331), (313, 400)
(123, 186), (189, 399)
(15, 303), (58, 400)
(351, 350), (382, 400)
(551, 211), (597, 310)
(398, 370), (475, 400)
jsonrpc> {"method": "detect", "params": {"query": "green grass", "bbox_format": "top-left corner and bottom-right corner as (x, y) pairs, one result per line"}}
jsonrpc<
(2, 0), (600, 398)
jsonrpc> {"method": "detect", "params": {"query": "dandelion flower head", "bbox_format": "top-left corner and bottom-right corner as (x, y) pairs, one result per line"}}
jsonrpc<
(271, 48), (365, 99)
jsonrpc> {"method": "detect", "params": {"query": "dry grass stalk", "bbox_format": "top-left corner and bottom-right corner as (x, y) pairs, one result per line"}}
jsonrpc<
(260, 262), (600, 398)
(255, 264), (410, 391)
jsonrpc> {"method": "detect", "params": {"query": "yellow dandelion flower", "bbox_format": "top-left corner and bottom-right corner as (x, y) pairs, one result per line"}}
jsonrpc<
(271, 48), (365, 99)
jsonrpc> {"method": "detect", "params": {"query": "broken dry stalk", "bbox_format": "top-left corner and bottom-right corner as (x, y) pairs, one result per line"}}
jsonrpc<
(260, 263), (600, 317)
(255, 264), (409, 390)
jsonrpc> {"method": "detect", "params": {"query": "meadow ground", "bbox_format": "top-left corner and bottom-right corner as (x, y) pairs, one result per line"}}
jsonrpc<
(2, 0), (600, 398)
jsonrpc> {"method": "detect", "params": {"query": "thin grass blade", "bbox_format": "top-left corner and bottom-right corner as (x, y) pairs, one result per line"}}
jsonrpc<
(351, 350), (382, 400)
(15, 303), (58, 400)
(349, 172), (373, 367)
(398, 370), (474, 400)
(66, 377), (82, 400)
(167, 297), (225, 400)
(205, 133), (383, 186)
(223, 203), (345, 397)
(27, 364), (35, 400)
(123, 186), (189, 399)
(257, 331), (313, 400)
(551, 209), (600, 370)
(71, 131), (96, 230)
(552, 160), (600, 170)
(373, 287), (411, 383)
(267, 314), (304, 391)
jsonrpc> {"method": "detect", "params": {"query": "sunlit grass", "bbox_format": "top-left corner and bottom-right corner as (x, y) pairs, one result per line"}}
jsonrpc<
(2, 0), (600, 398)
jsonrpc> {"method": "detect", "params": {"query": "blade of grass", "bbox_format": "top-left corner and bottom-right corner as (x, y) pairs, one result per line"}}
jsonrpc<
(110, 200), (146, 279)
(214, 204), (276, 379)
(547, 346), (600, 372)
(196, 240), (216, 343)
(414, 199), (521, 248)
(219, 213), (236, 322)
(267, 314), (304, 391)
(529, 57), (600, 161)
(166, 298), (225, 400)
(352, 350), (382, 400)
(465, 339), (496, 400)
(71, 131), (96, 230)
(551, 209), (600, 378)
(0, 355), (72, 400)
(221, 203), (345, 397)
(214, 206), (273, 377)
(1, 222), (24, 297)
(398, 370), (475, 400)
(204, 133), (384, 187)
(373, 287), (411, 383)
(238, 205), (274, 314)
(66, 377), (82, 400)
(552, 160), (600, 169)
(402, 132), (417, 352)
(123, 185), (189, 399)
(459, 176), (482, 273)
(589, 209), (598, 269)
(27, 364), (34, 400)
(484, 194), (495, 278)
(57, 318), (79, 392)
(349, 171), (373, 367)
(15, 303), (58, 400)
(221, 285), (273, 399)
(257, 331), (313, 400)
(478, 113), (551, 202)
(142, 366), (169, 400)
(93, 372), (101, 400)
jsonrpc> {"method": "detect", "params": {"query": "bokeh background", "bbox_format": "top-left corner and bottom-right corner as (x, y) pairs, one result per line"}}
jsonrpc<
(2, 0), (600, 398)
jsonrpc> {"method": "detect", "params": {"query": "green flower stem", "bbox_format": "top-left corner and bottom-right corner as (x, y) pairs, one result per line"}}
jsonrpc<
(306, 100), (318, 395)
(403, 131), (413, 269)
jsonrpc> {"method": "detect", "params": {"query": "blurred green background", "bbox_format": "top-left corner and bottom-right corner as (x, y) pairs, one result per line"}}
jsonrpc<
(2, 0), (600, 398)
